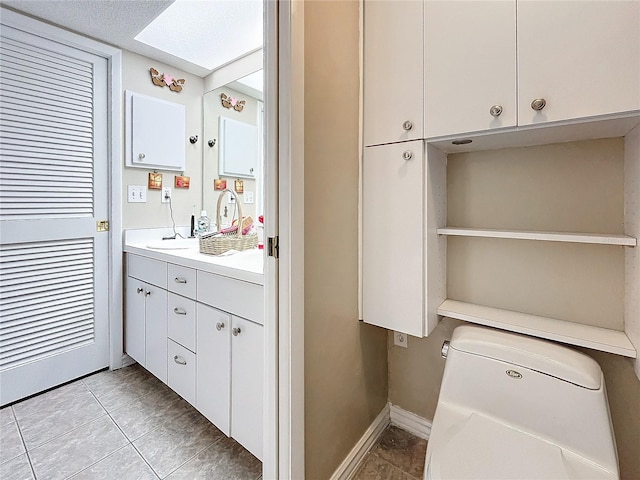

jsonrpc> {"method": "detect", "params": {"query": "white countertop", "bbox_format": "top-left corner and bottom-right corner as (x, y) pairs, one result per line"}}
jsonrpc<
(124, 228), (264, 285)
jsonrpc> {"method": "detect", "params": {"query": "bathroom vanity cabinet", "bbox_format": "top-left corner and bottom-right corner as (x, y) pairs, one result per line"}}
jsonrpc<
(124, 248), (264, 460)
(363, 0), (640, 143)
(361, 0), (640, 370)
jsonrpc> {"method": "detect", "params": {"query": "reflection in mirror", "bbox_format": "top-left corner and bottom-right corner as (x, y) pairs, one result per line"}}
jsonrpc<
(203, 70), (263, 231)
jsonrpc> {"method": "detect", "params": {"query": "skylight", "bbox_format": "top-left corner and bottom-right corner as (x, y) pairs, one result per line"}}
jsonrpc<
(135, 0), (263, 71)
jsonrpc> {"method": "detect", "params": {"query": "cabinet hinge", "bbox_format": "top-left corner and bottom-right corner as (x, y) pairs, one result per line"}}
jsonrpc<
(267, 236), (279, 259)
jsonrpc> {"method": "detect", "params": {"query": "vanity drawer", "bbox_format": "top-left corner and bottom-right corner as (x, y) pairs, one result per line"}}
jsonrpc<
(197, 271), (264, 325)
(167, 292), (196, 352)
(168, 263), (197, 299)
(128, 254), (167, 289)
(168, 339), (196, 406)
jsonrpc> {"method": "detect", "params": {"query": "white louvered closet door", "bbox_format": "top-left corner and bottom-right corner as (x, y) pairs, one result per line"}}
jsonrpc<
(0, 25), (109, 405)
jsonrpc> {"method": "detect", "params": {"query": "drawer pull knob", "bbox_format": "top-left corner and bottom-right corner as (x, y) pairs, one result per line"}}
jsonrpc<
(145, 290), (151, 297)
(232, 327), (242, 336)
(402, 120), (413, 131)
(489, 104), (503, 117)
(174, 308), (187, 315)
(216, 322), (225, 331)
(174, 355), (187, 365)
(402, 150), (413, 161)
(531, 98), (546, 111)
(136, 287), (143, 294)
(174, 277), (187, 284)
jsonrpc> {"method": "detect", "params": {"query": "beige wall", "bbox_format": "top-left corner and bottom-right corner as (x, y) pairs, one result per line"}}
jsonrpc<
(121, 51), (204, 229)
(304, 2), (388, 479)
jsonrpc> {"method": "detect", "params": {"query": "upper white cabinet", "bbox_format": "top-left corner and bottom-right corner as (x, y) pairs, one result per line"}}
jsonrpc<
(363, 0), (640, 142)
(125, 91), (186, 171)
(424, 0), (517, 138)
(517, 0), (640, 126)
(363, 0), (424, 146)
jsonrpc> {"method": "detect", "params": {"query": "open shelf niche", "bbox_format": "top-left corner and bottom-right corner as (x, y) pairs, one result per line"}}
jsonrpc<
(424, 118), (640, 372)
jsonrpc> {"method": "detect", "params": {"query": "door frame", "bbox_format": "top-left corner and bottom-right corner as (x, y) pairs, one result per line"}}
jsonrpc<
(0, 8), (124, 371)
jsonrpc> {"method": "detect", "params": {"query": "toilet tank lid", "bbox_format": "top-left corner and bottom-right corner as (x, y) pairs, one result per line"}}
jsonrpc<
(450, 326), (602, 389)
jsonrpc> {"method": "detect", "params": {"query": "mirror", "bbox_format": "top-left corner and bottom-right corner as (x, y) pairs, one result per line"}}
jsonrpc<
(203, 70), (263, 229)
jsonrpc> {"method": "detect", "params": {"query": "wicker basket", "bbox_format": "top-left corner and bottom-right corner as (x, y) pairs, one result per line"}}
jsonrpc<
(199, 189), (258, 255)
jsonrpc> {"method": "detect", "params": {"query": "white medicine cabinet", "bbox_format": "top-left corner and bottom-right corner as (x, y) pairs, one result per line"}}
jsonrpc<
(218, 115), (258, 178)
(125, 90), (186, 171)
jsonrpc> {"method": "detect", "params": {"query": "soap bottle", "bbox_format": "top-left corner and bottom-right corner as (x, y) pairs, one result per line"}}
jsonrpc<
(197, 210), (210, 235)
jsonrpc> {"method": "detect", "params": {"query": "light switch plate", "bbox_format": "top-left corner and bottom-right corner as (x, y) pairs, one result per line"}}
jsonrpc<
(127, 185), (147, 203)
(394, 331), (408, 348)
(244, 191), (254, 204)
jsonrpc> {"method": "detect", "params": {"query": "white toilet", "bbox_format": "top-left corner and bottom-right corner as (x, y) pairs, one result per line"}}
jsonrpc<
(424, 325), (619, 480)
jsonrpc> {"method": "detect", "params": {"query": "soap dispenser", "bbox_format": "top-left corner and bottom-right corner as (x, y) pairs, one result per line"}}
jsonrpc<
(196, 210), (210, 235)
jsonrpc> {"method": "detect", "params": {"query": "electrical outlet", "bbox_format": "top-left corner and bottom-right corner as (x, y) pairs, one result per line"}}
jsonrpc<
(244, 191), (254, 204)
(394, 331), (408, 348)
(127, 185), (147, 203)
(162, 187), (172, 203)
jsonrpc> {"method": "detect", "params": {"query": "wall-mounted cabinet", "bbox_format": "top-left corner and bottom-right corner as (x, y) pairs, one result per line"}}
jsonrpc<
(363, 0), (640, 143)
(125, 91), (186, 171)
(361, 0), (640, 374)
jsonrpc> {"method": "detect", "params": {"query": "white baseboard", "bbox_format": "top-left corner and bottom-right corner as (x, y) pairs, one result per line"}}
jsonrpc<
(329, 403), (391, 480)
(389, 403), (432, 440)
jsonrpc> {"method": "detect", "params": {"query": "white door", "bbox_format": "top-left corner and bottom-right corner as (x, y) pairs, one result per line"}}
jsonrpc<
(0, 25), (110, 405)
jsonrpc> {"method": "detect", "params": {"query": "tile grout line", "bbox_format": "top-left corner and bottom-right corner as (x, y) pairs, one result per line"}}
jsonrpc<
(10, 405), (38, 480)
(156, 427), (227, 479)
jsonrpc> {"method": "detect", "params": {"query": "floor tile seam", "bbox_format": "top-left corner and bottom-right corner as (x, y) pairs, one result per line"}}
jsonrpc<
(158, 434), (226, 479)
(128, 432), (163, 479)
(62, 443), (134, 480)
(9, 405), (37, 479)
(368, 450), (422, 479)
(25, 412), (114, 453)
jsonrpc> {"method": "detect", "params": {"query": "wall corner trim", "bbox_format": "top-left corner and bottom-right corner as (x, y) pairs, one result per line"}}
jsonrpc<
(389, 403), (432, 440)
(329, 403), (391, 480)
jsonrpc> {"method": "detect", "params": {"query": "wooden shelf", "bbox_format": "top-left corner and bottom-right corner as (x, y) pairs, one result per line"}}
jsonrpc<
(437, 299), (637, 358)
(437, 227), (637, 247)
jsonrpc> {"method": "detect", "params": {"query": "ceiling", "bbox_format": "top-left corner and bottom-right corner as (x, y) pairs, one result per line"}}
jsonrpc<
(0, 0), (262, 78)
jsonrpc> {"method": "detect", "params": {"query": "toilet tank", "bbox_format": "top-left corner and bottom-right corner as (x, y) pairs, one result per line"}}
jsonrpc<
(439, 325), (618, 473)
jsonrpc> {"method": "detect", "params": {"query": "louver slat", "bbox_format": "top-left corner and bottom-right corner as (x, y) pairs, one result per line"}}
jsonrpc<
(0, 239), (95, 371)
(0, 34), (94, 221)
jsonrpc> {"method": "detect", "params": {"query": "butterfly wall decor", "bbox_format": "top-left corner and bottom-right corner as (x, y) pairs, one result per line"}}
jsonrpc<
(220, 93), (246, 112)
(150, 67), (186, 92)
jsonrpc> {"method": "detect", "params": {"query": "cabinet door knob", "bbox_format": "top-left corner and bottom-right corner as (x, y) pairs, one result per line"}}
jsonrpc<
(402, 120), (413, 131)
(136, 287), (143, 294)
(145, 290), (151, 296)
(173, 307), (187, 315)
(402, 150), (413, 161)
(232, 327), (242, 336)
(216, 322), (225, 331)
(174, 277), (187, 284)
(489, 105), (503, 117)
(138, 153), (145, 160)
(530, 98), (546, 111)
(173, 355), (187, 365)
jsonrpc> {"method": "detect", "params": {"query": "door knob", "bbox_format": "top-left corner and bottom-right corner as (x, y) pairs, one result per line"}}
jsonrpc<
(402, 150), (413, 161)
(489, 105), (503, 117)
(232, 327), (242, 336)
(136, 287), (143, 294)
(216, 322), (225, 331)
(402, 120), (413, 131)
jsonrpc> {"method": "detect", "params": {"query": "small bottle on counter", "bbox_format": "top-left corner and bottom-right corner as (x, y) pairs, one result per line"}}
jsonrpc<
(197, 210), (210, 235)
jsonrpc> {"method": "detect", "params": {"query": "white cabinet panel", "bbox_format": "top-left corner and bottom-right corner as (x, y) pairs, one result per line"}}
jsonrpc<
(125, 277), (145, 365)
(167, 293), (196, 353)
(517, 0), (640, 126)
(362, 141), (425, 337)
(231, 316), (263, 461)
(424, 0), (516, 138)
(125, 91), (185, 171)
(363, 0), (424, 146)
(128, 255), (167, 289)
(196, 303), (231, 436)
(197, 271), (264, 324)
(168, 339), (196, 406)
(144, 285), (167, 383)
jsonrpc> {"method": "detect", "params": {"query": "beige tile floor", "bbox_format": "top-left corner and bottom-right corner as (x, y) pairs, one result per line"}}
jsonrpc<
(0, 364), (262, 480)
(353, 426), (427, 480)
